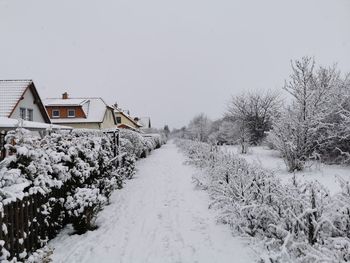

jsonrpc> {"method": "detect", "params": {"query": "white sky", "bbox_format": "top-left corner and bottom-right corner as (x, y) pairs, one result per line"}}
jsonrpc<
(0, 0), (349, 129)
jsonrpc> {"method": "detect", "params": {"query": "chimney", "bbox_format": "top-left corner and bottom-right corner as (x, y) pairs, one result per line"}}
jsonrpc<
(62, 92), (69, 99)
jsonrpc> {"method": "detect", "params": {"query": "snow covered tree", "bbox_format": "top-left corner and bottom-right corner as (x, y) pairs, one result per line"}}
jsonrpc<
(208, 118), (236, 145)
(163, 125), (170, 138)
(313, 73), (350, 164)
(226, 90), (280, 145)
(270, 57), (340, 171)
(187, 113), (211, 142)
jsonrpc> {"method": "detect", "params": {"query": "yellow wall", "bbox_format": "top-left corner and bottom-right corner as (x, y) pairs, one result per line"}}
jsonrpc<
(60, 122), (101, 129)
(116, 112), (139, 129)
(100, 108), (117, 129)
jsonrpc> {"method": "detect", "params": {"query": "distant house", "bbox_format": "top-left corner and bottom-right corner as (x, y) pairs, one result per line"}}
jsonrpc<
(0, 80), (51, 123)
(135, 117), (151, 130)
(114, 110), (142, 131)
(45, 93), (117, 130)
(110, 105), (142, 131)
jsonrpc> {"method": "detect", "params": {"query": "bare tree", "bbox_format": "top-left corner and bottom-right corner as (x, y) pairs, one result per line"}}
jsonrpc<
(188, 113), (211, 142)
(313, 72), (350, 164)
(208, 119), (237, 145)
(271, 57), (340, 171)
(226, 90), (280, 145)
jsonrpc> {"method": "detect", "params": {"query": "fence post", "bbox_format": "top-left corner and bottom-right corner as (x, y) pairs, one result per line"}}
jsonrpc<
(8, 202), (14, 256)
(0, 206), (3, 258)
(14, 200), (19, 257)
(23, 196), (30, 255)
(1, 205), (10, 253)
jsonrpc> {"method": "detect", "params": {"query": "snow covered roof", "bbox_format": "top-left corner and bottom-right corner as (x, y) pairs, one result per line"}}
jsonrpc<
(138, 117), (151, 129)
(117, 123), (139, 131)
(0, 117), (72, 131)
(114, 111), (142, 128)
(44, 98), (89, 107)
(0, 80), (32, 117)
(46, 97), (113, 124)
(0, 80), (51, 123)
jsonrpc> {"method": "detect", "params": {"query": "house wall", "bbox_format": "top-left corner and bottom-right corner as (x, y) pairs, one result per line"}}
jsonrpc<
(10, 88), (46, 123)
(100, 109), (117, 129)
(46, 106), (86, 119)
(116, 112), (138, 129)
(56, 122), (101, 129)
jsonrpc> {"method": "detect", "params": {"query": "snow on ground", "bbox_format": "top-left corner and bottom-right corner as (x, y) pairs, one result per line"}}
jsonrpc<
(50, 142), (257, 263)
(221, 145), (350, 195)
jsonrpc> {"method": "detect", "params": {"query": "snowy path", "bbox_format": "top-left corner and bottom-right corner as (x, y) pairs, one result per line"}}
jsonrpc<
(50, 142), (256, 263)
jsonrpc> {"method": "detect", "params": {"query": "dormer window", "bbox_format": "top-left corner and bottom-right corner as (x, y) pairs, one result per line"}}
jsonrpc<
(52, 109), (60, 118)
(68, 109), (76, 118)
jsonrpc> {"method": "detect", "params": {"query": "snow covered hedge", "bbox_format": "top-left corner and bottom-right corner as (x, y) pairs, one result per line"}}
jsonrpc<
(0, 129), (164, 202)
(176, 139), (350, 263)
(119, 129), (166, 159)
(0, 128), (165, 262)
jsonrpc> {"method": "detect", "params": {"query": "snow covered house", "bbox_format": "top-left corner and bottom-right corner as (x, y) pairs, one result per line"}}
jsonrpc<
(111, 105), (142, 131)
(45, 93), (117, 130)
(0, 80), (72, 160)
(135, 117), (151, 130)
(0, 80), (51, 123)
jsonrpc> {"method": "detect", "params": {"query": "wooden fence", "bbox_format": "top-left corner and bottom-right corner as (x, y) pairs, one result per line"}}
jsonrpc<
(0, 185), (69, 261)
(0, 155), (126, 261)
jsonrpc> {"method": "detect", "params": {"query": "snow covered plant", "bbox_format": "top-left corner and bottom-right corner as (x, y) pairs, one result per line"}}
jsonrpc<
(116, 154), (136, 180)
(176, 139), (350, 262)
(269, 57), (350, 171)
(65, 187), (107, 234)
(1, 128), (123, 229)
(25, 246), (53, 263)
(0, 127), (163, 260)
(119, 129), (146, 158)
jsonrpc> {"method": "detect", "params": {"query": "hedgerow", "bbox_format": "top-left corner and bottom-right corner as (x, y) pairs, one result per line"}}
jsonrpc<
(176, 139), (350, 262)
(0, 128), (164, 262)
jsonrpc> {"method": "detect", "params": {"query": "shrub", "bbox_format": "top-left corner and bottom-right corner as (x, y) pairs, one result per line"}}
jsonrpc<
(65, 187), (106, 234)
(0, 127), (163, 261)
(176, 139), (350, 262)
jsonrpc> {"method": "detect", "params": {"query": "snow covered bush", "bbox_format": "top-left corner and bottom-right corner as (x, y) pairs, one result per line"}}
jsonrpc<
(0, 127), (164, 261)
(176, 138), (350, 262)
(119, 129), (146, 158)
(25, 246), (53, 263)
(0, 128), (123, 260)
(119, 129), (165, 159)
(65, 187), (107, 233)
(143, 134), (165, 150)
(268, 109), (308, 172)
(116, 154), (136, 179)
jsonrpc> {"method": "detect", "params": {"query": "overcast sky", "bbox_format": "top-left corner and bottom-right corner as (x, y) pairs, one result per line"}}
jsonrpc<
(0, 0), (349, 128)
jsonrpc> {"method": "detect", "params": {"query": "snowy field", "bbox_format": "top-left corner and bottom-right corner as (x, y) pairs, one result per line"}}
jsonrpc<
(50, 142), (257, 263)
(221, 145), (350, 195)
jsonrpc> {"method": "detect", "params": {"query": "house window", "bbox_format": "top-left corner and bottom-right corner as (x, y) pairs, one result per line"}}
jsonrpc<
(0, 130), (6, 161)
(52, 109), (60, 118)
(27, 109), (33, 121)
(68, 109), (76, 118)
(20, 108), (34, 121)
(116, 117), (122, 124)
(20, 108), (26, 120)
